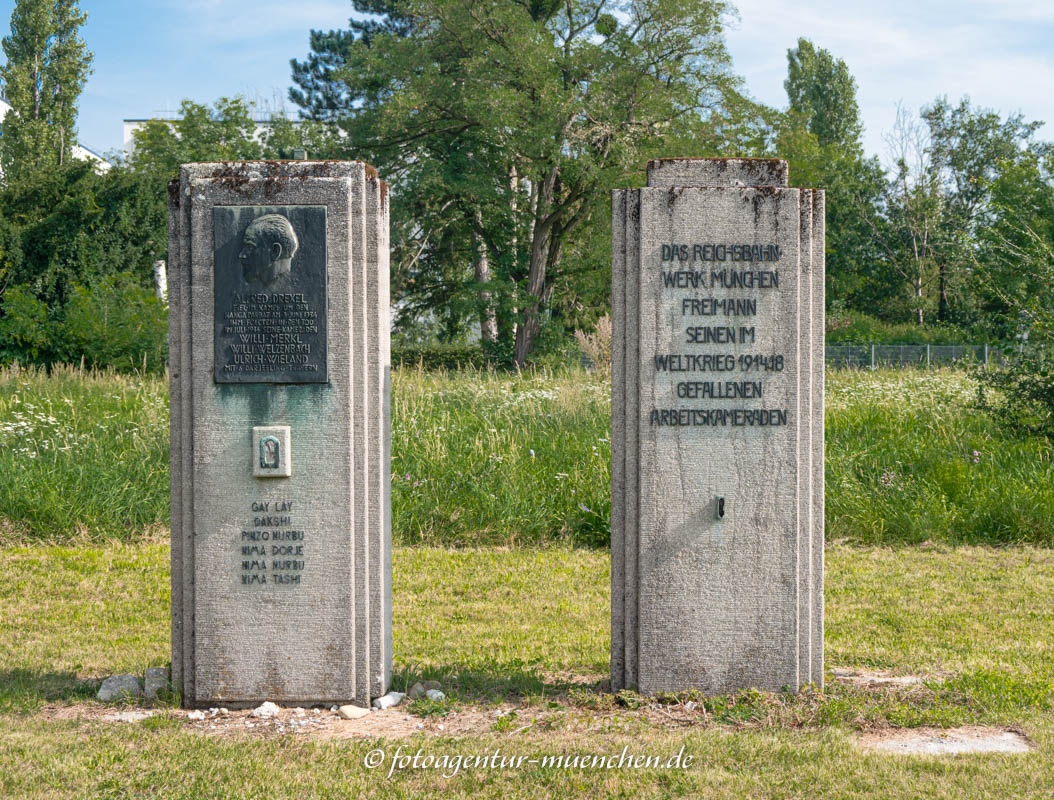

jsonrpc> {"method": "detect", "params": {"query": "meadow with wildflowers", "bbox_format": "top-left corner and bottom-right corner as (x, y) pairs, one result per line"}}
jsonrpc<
(0, 364), (1050, 546)
(392, 367), (612, 547)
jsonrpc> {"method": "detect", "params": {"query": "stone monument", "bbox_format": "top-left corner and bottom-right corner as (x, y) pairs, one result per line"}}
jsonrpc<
(611, 158), (824, 694)
(169, 161), (391, 708)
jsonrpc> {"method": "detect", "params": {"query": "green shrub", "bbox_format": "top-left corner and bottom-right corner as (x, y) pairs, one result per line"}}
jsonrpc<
(826, 310), (978, 345)
(0, 286), (53, 364)
(977, 347), (1054, 436)
(55, 274), (168, 373)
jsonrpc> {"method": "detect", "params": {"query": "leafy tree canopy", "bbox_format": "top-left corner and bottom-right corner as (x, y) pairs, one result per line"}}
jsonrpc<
(292, 0), (743, 364)
(784, 37), (862, 152)
(0, 0), (93, 185)
(128, 97), (339, 188)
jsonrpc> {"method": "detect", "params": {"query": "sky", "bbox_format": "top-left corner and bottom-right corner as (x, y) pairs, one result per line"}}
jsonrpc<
(724, 0), (1054, 161)
(0, 0), (1051, 164)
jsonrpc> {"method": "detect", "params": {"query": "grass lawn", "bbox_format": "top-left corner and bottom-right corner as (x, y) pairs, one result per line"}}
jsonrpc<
(2, 365), (1052, 797)
(1, 541), (1052, 799)
(2, 365), (1052, 547)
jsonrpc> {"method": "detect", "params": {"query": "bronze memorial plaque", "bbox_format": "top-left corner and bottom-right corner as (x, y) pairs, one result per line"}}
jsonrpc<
(213, 205), (328, 383)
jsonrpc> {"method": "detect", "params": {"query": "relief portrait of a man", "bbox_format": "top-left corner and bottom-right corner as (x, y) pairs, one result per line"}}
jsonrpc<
(238, 213), (299, 287)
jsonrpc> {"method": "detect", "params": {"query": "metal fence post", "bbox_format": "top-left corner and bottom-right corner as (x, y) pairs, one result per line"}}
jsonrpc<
(984, 344), (989, 368)
(871, 343), (876, 371)
(926, 344), (931, 368)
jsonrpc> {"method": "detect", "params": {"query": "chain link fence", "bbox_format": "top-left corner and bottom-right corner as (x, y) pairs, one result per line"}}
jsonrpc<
(825, 344), (1006, 369)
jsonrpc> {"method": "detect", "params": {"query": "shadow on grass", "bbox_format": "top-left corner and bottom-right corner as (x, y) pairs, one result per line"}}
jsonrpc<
(390, 661), (609, 705)
(0, 668), (99, 715)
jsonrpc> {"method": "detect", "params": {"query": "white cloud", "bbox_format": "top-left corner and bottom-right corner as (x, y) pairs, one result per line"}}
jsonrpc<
(724, 0), (1054, 157)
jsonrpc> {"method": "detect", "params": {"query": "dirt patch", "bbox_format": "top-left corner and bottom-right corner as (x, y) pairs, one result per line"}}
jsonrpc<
(102, 710), (155, 723)
(859, 726), (1032, 755)
(45, 688), (1031, 750)
(40, 703), (124, 722)
(44, 702), (539, 741)
(315, 706), (537, 741)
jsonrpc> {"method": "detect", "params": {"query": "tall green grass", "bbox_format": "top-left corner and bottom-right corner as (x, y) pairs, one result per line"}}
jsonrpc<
(393, 367), (610, 546)
(825, 310), (978, 345)
(825, 369), (1054, 545)
(0, 364), (169, 539)
(0, 364), (1051, 546)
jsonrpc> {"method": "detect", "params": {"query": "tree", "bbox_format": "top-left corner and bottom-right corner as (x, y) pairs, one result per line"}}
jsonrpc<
(777, 39), (888, 315)
(289, 1), (413, 123)
(0, 160), (167, 305)
(129, 97), (265, 186)
(875, 98), (1046, 327)
(292, 0), (740, 365)
(788, 38), (860, 149)
(128, 97), (339, 192)
(878, 104), (943, 325)
(921, 97), (1044, 324)
(0, 0), (93, 185)
(976, 143), (1054, 339)
(784, 37), (862, 149)
(976, 221), (1054, 436)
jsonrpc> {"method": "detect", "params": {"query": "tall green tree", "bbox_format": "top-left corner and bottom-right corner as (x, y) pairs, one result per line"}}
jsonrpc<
(876, 98), (1047, 327)
(290, 1), (413, 123)
(777, 38), (888, 315)
(0, 160), (166, 305)
(784, 38), (862, 149)
(292, 0), (741, 365)
(0, 0), (93, 185)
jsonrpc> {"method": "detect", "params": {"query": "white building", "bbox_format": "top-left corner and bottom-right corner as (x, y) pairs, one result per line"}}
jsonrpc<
(0, 95), (111, 172)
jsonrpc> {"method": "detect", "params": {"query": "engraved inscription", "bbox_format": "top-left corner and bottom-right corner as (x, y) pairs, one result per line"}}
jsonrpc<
(239, 499), (306, 586)
(213, 205), (328, 383)
(649, 240), (790, 427)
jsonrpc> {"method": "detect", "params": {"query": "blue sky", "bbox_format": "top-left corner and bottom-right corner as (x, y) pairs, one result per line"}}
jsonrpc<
(1, 0), (1052, 164)
(0, 0), (355, 158)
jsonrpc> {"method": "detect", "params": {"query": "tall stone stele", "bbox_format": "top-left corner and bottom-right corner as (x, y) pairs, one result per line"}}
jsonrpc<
(169, 161), (392, 708)
(611, 158), (824, 694)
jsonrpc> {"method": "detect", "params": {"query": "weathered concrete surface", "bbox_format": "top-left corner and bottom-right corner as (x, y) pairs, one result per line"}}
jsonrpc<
(859, 727), (1032, 755)
(612, 158), (824, 694)
(169, 161), (391, 708)
(646, 158), (789, 188)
